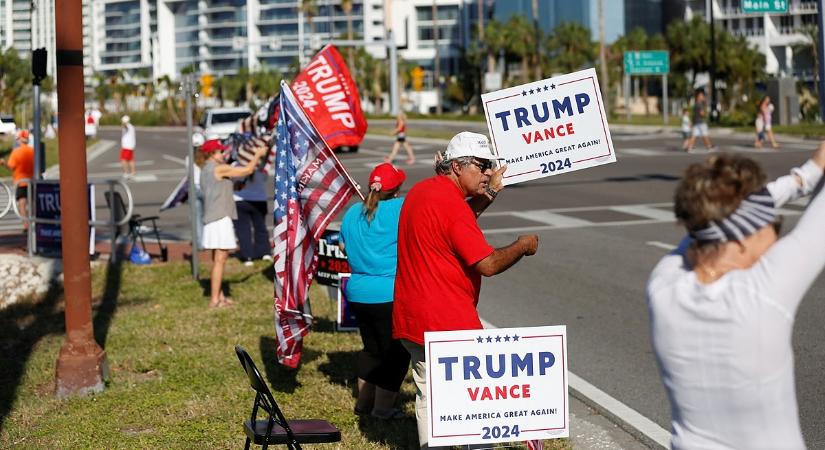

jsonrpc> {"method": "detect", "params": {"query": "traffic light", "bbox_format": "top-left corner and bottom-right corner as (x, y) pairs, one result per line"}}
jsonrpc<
(411, 66), (424, 91)
(200, 73), (213, 97)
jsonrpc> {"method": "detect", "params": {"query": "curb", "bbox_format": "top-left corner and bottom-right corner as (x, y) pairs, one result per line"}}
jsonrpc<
(479, 318), (670, 449)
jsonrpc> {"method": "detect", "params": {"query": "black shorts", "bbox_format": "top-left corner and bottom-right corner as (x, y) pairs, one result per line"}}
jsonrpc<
(396, 133), (406, 143)
(15, 185), (28, 201)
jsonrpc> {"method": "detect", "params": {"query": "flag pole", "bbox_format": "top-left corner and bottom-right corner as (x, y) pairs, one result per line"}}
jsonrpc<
(280, 81), (366, 202)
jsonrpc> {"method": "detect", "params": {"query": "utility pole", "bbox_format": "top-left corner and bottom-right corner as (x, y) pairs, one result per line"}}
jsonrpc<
(817, 0), (825, 123)
(54, 0), (107, 398)
(184, 74), (199, 279)
(598, 0), (609, 113)
(433, 0), (442, 115)
(709, 0), (718, 123)
(532, 0), (541, 80)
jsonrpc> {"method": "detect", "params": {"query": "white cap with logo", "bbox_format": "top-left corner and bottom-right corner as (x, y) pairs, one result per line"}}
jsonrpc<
(444, 131), (505, 161)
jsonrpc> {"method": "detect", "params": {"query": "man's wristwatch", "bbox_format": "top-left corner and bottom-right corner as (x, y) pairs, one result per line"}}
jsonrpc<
(485, 186), (499, 199)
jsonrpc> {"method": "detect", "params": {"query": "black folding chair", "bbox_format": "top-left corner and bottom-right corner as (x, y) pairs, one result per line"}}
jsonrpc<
(105, 191), (168, 261)
(234, 346), (341, 450)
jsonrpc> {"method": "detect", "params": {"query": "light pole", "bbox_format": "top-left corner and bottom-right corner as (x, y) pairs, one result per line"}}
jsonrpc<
(54, 0), (107, 398)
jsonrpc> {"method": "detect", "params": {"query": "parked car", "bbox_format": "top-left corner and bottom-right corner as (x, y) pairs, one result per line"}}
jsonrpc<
(0, 115), (16, 135)
(198, 107), (251, 139)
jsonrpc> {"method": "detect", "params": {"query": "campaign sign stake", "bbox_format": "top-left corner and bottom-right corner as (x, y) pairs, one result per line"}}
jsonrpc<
(425, 325), (569, 447)
(482, 68), (615, 186)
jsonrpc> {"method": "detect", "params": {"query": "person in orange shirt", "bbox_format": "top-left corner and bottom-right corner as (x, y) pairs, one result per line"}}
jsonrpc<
(0, 130), (35, 231)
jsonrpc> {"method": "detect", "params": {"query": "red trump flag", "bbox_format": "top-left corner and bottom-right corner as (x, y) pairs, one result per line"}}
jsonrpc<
(287, 45), (367, 149)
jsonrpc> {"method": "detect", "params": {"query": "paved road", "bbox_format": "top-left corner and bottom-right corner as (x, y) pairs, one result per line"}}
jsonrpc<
(3, 125), (825, 448)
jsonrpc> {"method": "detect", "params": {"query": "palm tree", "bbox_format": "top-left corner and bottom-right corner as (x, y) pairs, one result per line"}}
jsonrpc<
(545, 22), (596, 74)
(157, 75), (181, 124)
(92, 73), (110, 112)
(484, 19), (508, 74)
(505, 15), (535, 84)
(794, 25), (820, 106)
(341, 0), (355, 71)
(301, 0), (318, 47)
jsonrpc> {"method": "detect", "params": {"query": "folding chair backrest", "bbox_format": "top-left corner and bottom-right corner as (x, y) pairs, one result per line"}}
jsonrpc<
(234, 346), (298, 445)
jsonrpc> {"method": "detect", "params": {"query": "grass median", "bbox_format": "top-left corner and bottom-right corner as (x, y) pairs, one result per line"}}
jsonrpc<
(0, 260), (570, 449)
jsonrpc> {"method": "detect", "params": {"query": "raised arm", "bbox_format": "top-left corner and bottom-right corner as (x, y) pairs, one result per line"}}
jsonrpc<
(475, 234), (538, 277)
(214, 146), (267, 179)
(468, 165), (506, 218)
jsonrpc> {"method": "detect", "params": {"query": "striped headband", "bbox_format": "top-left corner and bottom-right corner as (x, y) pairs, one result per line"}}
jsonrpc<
(689, 187), (776, 243)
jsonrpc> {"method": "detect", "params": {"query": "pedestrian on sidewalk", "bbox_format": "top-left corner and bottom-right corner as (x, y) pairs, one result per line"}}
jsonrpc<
(232, 169), (271, 266)
(385, 111), (416, 165)
(120, 115), (137, 179)
(753, 95), (779, 150)
(393, 132), (539, 449)
(340, 162), (410, 421)
(647, 142), (825, 449)
(0, 130), (34, 232)
(200, 139), (266, 308)
(684, 89), (713, 152)
(680, 107), (691, 151)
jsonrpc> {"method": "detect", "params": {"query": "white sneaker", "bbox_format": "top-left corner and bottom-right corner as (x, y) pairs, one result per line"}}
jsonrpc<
(261, 254), (273, 261)
(243, 260), (254, 267)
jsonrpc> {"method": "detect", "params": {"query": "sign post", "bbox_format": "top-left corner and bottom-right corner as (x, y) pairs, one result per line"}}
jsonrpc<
(623, 51), (670, 125)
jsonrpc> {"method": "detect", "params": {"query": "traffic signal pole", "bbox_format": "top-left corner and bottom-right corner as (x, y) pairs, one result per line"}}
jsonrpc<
(53, 0), (107, 398)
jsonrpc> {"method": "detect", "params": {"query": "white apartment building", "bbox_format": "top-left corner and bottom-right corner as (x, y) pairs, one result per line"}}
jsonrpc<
(688, 0), (819, 79)
(1, 0), (57, 77)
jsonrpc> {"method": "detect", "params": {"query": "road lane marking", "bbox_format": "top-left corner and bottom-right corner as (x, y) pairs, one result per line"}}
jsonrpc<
(479, 318), (669, 449)
(162, 154), (187, 165)
(610, 205), (674, 221)
(510, 211), (592, 227)
(618, 148), (669, 157)
(104, 160), (155, 168)
(45, 139), (117, 178)
(646, 241), (676, 251)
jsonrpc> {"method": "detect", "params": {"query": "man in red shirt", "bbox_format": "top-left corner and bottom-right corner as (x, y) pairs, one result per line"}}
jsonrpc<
(0, 130), (35, 231)
(393, 131), (539, 448)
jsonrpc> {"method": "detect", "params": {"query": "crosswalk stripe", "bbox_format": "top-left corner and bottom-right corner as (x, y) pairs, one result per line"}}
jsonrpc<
(610, 205), (674, 221)
(510, 210), (592, 227)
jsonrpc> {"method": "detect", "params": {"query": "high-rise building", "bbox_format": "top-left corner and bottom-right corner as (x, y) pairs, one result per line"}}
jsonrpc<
(1, 0), (57, 77)
(687, 0), (819, 79)
(492, 0), (626, 43)
(625, 0), (688, 35)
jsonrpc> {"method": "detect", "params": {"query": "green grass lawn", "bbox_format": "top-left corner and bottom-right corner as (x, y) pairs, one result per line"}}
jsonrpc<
(0, 137), (88, 178)
(0, 260), (570, 449)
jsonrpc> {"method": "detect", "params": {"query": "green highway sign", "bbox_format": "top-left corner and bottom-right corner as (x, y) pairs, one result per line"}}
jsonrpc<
(742, 0), (788, 13)
(624, 51), (670, 75)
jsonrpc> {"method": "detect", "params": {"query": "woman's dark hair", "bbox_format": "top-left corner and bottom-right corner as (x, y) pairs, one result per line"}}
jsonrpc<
(674, 153), (766, 234)
(362, 187), (400, 223)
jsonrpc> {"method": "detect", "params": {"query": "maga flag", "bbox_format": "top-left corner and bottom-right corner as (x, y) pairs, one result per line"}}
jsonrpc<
(272, 80), (360, 368)
(268, 45), (367, 149)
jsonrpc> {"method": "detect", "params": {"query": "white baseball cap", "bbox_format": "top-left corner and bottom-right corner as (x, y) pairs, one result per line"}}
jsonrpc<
(121, 115), (130, 124)
(444, 131), (504, 161)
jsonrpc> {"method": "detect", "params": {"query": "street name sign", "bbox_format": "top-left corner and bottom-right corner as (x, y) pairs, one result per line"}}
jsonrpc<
(742, 0), (788, 13)
(481, 68), (616, 186)
(425, 325), (569, 447)
(624, 50), (670, 75)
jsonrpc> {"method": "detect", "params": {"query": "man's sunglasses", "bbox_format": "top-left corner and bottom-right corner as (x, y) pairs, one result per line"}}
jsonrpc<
(469, 158), (494, 172)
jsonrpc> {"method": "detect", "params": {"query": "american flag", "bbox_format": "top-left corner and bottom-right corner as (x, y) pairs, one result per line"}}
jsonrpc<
(526, 440), (545, 450)
(272, 80), (359, 368)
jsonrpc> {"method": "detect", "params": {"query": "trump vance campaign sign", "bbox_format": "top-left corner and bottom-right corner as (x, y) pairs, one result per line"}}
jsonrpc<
(425, 326), (569, 447)
(482, 68), (615, 186)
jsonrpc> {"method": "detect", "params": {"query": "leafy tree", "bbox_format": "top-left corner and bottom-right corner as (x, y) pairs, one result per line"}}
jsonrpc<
(484, 19), (508, 74)
(505, 15), (538, 84)
(341, 0), (355, 70)
(545, 22), (596, 74)
(0, 48), (32, 117)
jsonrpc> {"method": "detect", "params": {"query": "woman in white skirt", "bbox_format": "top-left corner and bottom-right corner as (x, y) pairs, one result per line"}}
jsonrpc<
(200, 139), (267, 308)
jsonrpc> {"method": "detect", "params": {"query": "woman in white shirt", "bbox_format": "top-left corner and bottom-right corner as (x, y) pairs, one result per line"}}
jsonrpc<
(647, 142), (825, 449)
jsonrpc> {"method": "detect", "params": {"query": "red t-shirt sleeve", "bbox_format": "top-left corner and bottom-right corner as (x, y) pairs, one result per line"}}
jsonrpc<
(447, 208), (494, 267)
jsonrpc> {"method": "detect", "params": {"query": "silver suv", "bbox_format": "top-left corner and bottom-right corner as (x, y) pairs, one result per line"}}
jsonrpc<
(199, 107), (251, 139)
(0, 115), (16, 135)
